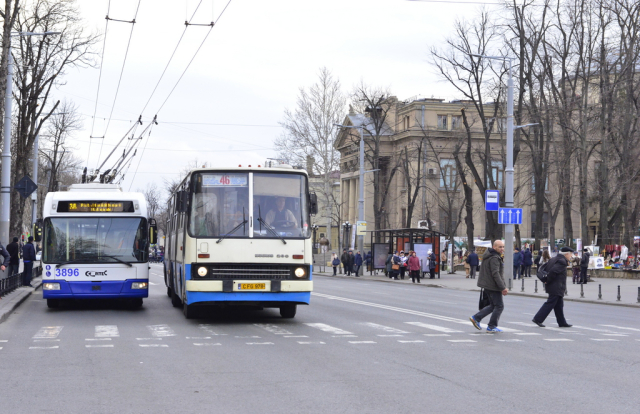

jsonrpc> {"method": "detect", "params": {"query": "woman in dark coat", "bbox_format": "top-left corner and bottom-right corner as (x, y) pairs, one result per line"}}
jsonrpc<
(532, 247), (573, 328)
(428, 250), (437, 279)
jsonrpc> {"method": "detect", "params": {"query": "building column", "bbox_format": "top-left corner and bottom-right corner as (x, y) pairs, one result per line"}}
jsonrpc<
(342, 179), (350, 223)
(349, 177), (357, 224)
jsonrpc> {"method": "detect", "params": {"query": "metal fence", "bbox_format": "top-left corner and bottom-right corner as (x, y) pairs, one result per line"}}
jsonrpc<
(0, 266), (41, 298)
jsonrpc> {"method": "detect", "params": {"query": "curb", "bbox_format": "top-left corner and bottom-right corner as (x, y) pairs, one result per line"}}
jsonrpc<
(0, 278), (42, 324)
(314, 273), (640, 308)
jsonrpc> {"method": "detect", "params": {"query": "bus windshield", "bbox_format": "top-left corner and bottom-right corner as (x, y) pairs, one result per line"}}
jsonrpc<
(43, 217), (148, 264)
(188, 171), (310, 239)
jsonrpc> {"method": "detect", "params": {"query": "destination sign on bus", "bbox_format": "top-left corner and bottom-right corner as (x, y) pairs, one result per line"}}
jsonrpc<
(56, 201), (135, 213)
(202, 174), (248, 187)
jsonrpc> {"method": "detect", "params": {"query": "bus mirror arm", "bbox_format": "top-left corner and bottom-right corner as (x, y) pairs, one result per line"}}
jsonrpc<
(309, 193), (318, 215)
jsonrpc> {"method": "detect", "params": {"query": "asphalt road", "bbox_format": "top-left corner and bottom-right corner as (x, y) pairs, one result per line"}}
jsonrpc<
(0, 264), (638, 413)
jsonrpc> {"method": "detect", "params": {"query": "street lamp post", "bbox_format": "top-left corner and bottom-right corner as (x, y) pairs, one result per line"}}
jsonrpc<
(0, 30), (60, 244)
(335, 123), (364, 275)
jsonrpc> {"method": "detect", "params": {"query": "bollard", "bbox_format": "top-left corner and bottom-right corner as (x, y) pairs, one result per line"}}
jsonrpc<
(617, 285), (621, 302)
(637, 287), (640, 304)
(580, 283), (584, 298)
(508, 278), (512, 291)
(534, 279), (538, 293)
(521, 278), (525, 292)
(598, 284), (602, 300)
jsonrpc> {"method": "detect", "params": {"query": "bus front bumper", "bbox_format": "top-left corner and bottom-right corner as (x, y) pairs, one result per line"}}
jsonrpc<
(42, 279), (149, 299)
(184, 280), (312, 305)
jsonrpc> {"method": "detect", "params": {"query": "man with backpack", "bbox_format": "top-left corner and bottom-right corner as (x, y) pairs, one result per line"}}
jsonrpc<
(469, 240), (507, 333)
(532, 246), (574, 328)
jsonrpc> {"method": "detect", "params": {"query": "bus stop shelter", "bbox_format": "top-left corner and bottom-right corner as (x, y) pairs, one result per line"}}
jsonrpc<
(369, 228), (447, 278)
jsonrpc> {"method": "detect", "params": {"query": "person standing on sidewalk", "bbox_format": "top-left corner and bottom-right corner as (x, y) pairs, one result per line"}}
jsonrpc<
(463, 251), (470, 278)
(399, 251), (408, 280)
(390, 251), (401, 280)
(467, 249), (479, 279)
(580, 248), (590, 284)
(385, 251), (393, 278)
(408, 251), (421, 283)
(341, 249), (349, 275)
(532, 246), (574, 328)
(469, 240), (507, 333)
(6, 237), (20, 276)
(571, 251), (581, 284)
(331, 253), (340, 276)
(522, 248), (533, 277)
(513, 247), (522, 279)
(428, 250), (437, 279)
(346, 250), (355, 276)
(354, 251), (363, 277)
(22, 236), (36, 287)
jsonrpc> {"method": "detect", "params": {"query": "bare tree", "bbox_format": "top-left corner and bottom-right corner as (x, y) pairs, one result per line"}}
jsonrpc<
(0, 0), (20, 135)
(275, 67), (346, 249)
(10, 0), (98, 236)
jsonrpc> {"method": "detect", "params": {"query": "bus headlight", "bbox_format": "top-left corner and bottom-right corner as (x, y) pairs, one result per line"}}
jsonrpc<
(197, 267), (208, 277)
(43, 283), (60, 290)
(294, 267), (306, 278)
(131, 282), (148, 289)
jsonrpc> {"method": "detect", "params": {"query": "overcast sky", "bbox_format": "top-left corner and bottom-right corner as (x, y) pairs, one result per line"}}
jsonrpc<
(54, 0), (500, 197)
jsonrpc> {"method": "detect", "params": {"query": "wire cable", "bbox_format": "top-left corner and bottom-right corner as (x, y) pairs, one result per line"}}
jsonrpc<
(86, 0), (112, 170)
(96, 0), (142, 168)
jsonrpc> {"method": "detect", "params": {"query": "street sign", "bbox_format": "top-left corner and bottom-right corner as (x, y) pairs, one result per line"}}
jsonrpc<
(485, 190), (499, 211)
(14, 176), (38, 198)
(356, 221), (367, 236)
(498, 207), (523, 225)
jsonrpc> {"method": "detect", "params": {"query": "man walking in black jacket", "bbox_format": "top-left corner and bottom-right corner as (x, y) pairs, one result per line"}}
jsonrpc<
(579, 248), (590, 284)
(532, 246), (574, 328)
(22, 236), (36, 287)
(6, 237), (20, 276)
(469, 240), (507, 333)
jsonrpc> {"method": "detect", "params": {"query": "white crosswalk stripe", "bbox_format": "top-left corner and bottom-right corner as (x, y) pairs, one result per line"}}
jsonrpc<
(406, 322), (462, 333)
(362, 322), (410, 334)
(599, 325), (640, 332)
(305, 323), (353, 335)
(147, 325), (175, 337)
(33, 326), (63, 339)
(95, 325), (119, 338)
(254, 324), (293, 335)
(199, 324), (228, 336)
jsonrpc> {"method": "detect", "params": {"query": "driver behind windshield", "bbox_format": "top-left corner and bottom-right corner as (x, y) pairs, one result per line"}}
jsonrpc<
(265, 196), (298, 228)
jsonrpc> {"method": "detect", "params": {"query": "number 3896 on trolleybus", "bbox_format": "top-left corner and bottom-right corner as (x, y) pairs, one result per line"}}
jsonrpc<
(164, 164), (318, 319)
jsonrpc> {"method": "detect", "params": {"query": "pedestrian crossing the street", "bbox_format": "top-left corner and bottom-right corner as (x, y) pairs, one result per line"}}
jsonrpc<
(1, 316), (638, 353)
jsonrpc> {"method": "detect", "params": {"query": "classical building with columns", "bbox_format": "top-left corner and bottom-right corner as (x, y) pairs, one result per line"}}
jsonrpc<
(334, 96), (597, 250)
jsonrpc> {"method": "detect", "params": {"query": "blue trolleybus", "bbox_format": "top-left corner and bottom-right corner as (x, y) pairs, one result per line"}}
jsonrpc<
(164, 165), (317, 318)
(40, 183), (157, 308)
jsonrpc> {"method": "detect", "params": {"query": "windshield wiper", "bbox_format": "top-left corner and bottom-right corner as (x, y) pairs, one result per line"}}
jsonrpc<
(217, 212), (248, 244)
(99, 255), (133, 267)
(57, 259), (93, 266)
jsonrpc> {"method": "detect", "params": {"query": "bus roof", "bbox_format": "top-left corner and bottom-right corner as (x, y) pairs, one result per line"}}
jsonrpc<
(42, 184), (149, 218)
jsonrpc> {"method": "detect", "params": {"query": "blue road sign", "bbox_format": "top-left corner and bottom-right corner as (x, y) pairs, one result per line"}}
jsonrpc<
(485, 190), (499, 211)
(498, 208), (523, 225)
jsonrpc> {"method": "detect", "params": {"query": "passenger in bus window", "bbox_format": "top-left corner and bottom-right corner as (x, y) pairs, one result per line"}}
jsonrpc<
(191, 203), (214, 236)
(265, 196), (298, 228)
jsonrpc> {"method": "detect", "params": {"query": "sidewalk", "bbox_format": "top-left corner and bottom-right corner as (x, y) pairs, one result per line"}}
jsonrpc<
(0, 277), (42, 324)
(313, 266), (640, 308)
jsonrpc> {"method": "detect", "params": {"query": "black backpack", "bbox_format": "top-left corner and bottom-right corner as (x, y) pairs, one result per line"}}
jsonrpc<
(536, 261), (549, 283)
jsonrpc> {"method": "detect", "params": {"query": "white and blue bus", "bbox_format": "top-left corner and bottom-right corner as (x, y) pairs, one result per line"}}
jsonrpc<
(164, 165), (317, 319)
(39, 183), (157, 308)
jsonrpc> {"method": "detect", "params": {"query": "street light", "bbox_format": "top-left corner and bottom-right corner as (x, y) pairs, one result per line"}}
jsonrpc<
(335, 123), (365, 275)
(1, 30), (60, 244)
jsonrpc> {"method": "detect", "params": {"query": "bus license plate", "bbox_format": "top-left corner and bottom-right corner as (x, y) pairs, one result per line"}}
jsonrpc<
(238, 283), (266, 290)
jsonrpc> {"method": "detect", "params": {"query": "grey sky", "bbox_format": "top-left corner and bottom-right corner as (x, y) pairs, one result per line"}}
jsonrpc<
(56, 0), (495, 197)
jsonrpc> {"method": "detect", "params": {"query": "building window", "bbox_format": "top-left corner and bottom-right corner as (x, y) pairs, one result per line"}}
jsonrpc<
(531, 176), (549, 192)
(494, 117), (507, 133)
(490, 161), (503, 189)
(439, 208), (458, 236)
(440, 159), (457, 188)
(451, 115), (461, 130)
(530, 211), (549, 238)
(437, 115), (448, 130)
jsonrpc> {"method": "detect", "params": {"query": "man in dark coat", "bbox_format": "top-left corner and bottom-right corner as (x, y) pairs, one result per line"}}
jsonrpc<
(340, 249), (349, 275)
(522, 248), (533, 277)
(6, 236), (20, 276)
(513, 247), (523, 279)
(532, 246), (573, 328)
(22, 236), (36, 287)
(579, 248), (590, 284)
(354, 251), (363, 277)
(428, 250), (437, 279)
(346, 250), (355, 276)
(469, 240), (507, 332)
(466, 249), (479, 279)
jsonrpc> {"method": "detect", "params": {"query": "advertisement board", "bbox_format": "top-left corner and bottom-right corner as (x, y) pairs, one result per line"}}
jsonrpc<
(373, 243), (390, 269)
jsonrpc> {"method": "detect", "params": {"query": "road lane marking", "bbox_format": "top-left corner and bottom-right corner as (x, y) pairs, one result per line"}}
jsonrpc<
(398, 340), (425, 343)
(147, 325), (176, 337)
(305, 323), (352, 335)
(235, 336), (261, 338)
(246, 342), (273, 345)
(199, 324), (228, 336)
(332, 335), (357, 338)
(136, 338), (162, 341)
(30, 346), (59, 349)
(514, 333), (542, 336)
(496, 339), (523, 342)
(572, 325), (619, 334)
(0, 340), (7, 342)
(298, 341), (325, 345)
(86, 345), (114, 348)
(362, 322), (410, 334)
(406, 322), (462, 333)
(33, 326), (63, 339)
(186, 337), (212, 340)
(254, 324), (293, 335)
(33, 339), (60, 342)
(95, 325), (119, 338)
(86, 338), (112, 341)
(377, 334), (404, 337)
(599, 325), (640, 332)
(194, 343), (221, 346)
(139, 344), (169, 348)
(349, 341), (376, 344)
(590, 338), (619, 342)
(447, 340), (476, 343)
(423, 334), (450, 337)
(284, 335), (308, 338)
(543, 339), (573, 342)
(601, 334), (628, 337)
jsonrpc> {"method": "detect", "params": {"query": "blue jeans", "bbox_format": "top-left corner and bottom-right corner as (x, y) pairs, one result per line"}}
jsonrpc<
(473, 290), (504, 329)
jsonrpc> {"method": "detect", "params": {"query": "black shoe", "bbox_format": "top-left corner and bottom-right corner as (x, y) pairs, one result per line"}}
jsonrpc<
(558, 324), (573, 328)
(532, 319), (545, 327)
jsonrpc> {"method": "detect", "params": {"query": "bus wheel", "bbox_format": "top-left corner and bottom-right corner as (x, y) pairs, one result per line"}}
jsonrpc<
(280, 304), (297, 319)
(183, 303), (196, 319)
(166, 286), (172, 298)
(46, 299), (59, 309)
(129, 298), (143, 309)
(171, 287), (182, 307)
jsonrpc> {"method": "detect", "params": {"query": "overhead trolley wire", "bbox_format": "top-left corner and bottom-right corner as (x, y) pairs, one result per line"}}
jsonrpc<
(95, 0), (143, 169)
